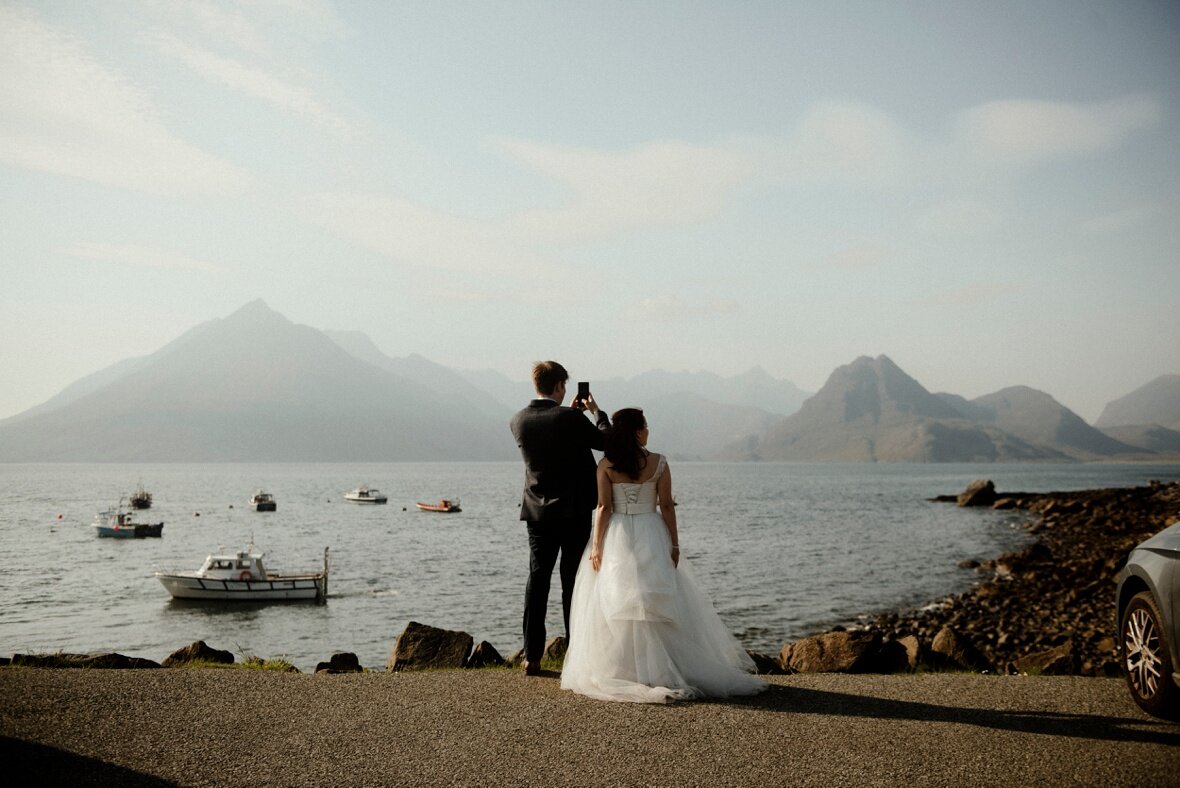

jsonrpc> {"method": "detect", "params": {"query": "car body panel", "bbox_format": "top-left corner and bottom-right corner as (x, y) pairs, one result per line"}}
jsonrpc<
(1116, 521), (1180, 689)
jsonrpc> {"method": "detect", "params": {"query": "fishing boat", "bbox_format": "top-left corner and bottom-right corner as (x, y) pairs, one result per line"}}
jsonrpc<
(249, 490), (277, 511)
(416, 497), (461, 513)
(155, 545), (329, 601)
(129, 484), (152, 510)
(344, 485), (387, 504)
(93, 507), (163, 538)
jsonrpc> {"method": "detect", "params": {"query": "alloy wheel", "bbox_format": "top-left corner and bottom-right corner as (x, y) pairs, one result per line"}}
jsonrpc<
(1124, 606), (1162, 699)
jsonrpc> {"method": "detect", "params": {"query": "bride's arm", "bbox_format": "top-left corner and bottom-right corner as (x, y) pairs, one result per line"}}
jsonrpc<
(590, 460), (612, 572)
(656, 462), (680, 568)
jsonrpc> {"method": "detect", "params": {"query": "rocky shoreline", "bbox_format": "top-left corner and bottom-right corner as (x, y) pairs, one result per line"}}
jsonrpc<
(4, 480), (1178, 678)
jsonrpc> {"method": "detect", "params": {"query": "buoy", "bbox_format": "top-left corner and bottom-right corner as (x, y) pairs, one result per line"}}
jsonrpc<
(57, 514), (63, 520)
(194, 512), (201, 517)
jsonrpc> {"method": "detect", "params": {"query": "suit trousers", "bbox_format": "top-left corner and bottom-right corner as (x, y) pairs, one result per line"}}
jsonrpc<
(523, 513), (592, 663)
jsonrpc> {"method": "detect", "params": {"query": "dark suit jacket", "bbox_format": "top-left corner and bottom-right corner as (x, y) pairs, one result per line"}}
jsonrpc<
(510, 400), (610, 522)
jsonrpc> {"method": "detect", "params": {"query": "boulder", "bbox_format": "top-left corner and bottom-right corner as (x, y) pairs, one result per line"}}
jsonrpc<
(315, 652), (362, 674)
(162, 640), (234, 667)
(957, 479), (997, 507)
(543, 636), (568, 663)
(505, 648), (524, 668)
(779, 630), (882, 673)
(747, 651), (785, 675)
(13, 652), (161, 669)
(930, 626), (991, 672)
(465, 641), (505, 669)
(873, 635), (922, 673)
(1012, 641), (1075, 675)
(387, 621), (473, 672)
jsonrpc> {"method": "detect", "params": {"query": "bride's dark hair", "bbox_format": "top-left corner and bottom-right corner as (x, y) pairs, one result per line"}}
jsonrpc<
(604, 408), (647, 480)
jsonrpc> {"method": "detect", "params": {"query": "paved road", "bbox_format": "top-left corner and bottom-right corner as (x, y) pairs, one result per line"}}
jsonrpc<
(3, 668), (1178, 786)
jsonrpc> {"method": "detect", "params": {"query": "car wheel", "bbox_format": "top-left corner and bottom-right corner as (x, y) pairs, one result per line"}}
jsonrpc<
(1121, 590), (1179, 720)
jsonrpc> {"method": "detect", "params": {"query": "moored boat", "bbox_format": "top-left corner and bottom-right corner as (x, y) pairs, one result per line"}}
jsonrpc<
(93, 507), (163, 538)
(155, 545), (329, 601)
(344, 485), (387, 504)
(416, 497), (461, 513)
(250, 490), (277, 511)
(129, 484), (152, 510)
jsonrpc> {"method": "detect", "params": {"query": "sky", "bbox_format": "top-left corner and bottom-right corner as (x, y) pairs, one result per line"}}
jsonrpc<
(2, 1), (1178, 423)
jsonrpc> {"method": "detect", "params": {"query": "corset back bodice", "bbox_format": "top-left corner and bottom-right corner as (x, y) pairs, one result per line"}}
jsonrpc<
(610, 455), (665, 514)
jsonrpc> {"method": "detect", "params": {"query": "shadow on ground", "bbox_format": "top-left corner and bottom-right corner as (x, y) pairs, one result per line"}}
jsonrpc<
(722, 685), (1180, 746)
(3, 736), (179, 786)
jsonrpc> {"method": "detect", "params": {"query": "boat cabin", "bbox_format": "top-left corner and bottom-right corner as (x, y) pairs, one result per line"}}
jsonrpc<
(197, 550), (268, 581)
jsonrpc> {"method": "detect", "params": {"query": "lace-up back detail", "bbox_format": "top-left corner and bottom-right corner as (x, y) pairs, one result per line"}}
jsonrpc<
(611, 455), (666, 515)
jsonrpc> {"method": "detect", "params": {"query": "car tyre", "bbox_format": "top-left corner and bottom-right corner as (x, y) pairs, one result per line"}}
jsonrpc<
(1121, 590), (1179, 720)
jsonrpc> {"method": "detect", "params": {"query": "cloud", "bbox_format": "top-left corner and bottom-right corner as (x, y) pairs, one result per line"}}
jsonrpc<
(0, 6), (250, 195)
(146, 31), (359, 139)
(821, 244), (891, 270)
(498, 138), (756, 242)
(775, 101), (907, 184)
(917, 282), (1024, 307)
(62, 241), (226, 274)
(1080, 203), (1162, 234)
(624, 296), (739, 322)
(298, 191), (560, 276)
(164, 0), (351, 55)
(914, 199), (1002, 235)
(957, 95), (1161, 165)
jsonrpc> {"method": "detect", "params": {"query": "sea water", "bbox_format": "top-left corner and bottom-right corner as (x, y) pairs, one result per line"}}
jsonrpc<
(1, 462), (1177, 671)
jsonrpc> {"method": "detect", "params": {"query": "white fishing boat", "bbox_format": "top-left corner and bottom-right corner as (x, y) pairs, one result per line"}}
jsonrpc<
(344, 484), (387, 504)
(155, 545), (329, 601)
(249, 490), (277, 511)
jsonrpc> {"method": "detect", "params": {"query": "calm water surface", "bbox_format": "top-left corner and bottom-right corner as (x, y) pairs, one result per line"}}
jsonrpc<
(2, 462), (1177, 671)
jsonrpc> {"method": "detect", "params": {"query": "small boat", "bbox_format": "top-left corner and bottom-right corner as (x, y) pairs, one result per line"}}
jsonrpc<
(155, 545), (329, 602)
(416, 497), (461, 513)
(344, 485), (387, 504)
(249, 490), (277, 511)
(129, 484), (152, 510)
(93, 507), (163, 538)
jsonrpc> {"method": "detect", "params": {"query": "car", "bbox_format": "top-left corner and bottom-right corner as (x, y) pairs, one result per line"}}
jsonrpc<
(1115, 520), (1180, 720)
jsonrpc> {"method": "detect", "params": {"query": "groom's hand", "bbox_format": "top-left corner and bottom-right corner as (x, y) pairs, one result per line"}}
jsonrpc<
(583, 393), (600, 416)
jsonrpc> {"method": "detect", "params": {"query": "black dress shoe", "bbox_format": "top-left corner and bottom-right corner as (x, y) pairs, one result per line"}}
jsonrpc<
(523, 661), (540, 676)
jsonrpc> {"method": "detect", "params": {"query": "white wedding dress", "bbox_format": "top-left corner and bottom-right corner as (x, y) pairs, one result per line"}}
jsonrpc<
(561, 455), (767, 703)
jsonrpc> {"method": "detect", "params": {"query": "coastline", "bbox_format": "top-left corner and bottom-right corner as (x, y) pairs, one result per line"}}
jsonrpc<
(3, 480), (1178, 677)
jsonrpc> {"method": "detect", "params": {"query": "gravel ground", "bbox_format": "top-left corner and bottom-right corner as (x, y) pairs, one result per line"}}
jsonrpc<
(3, 668), (1178, 787)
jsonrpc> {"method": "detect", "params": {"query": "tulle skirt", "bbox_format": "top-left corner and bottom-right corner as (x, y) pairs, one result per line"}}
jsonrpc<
(560, 511), (767, 703)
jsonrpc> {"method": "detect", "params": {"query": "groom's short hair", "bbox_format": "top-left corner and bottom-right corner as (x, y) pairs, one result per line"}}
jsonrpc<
(532, 361), (568, 396)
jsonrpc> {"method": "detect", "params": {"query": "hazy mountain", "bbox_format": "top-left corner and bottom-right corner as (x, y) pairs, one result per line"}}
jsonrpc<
(1098, 424), (1180, 454)
(4, 354), (151, 424)
(457, 365), (807, 459)
(1095, 374), (1180, 430)
(969, 386), (1138, 460)
(324, 331), (511, 422)
(0, 301), (512, 461)
(734, 355), (1144, 462)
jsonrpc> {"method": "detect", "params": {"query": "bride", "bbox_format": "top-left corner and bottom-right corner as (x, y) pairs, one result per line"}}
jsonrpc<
(560, 408), (767, 703)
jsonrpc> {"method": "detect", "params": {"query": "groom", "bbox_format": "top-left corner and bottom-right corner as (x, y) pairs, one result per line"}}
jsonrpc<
(510, 361), (609, 676)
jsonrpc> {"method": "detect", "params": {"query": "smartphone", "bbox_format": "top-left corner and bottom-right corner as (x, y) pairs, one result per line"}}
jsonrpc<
(577, 381), (590, 400)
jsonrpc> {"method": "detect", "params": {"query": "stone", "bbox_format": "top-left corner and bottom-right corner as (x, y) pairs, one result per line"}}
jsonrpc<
(957, 479), (997, 507)
(13, 652), (161, 669)
(162, 640), (234, 667)
(779, 630), (882, 673)
(387, 621), (473, 672)
(315, 652), (362, 674)
(543, 636), (568, 663)
(505, 648), (524, 667)
(465, 641), (505, 669)
(873, 635), (923, 673)
(747, 650), (785, 675)
(930, 626), (991, 672)
(1013, 641), (1075, 675)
